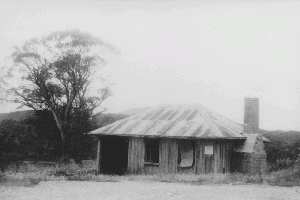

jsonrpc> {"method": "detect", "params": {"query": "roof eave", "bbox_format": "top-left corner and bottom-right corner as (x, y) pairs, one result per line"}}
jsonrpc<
(89, 132), (247, 140)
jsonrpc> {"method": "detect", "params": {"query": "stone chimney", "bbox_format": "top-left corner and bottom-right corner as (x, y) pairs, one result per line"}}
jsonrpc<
(244, 98), (259, 134)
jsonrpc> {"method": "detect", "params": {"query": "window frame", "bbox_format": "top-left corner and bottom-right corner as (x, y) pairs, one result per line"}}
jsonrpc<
(144, 138), (160, 165)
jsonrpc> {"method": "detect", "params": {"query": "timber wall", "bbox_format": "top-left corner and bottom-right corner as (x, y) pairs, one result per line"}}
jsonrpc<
(127, 137), (234, 174)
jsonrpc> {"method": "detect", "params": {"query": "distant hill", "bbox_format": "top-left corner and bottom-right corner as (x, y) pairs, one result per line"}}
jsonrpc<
(262, 130), (300, 146)
(0, 109), (128, 124)
(0, 110), (35, 122)
(0, 110), (129, 129)
(92, 112), (129, 128)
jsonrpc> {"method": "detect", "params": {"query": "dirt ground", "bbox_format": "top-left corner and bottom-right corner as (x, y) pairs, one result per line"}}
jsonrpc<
(1, 181), (300, 200)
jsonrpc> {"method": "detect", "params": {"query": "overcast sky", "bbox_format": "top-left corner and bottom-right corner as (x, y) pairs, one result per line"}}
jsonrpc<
(0, 0), (299, 131)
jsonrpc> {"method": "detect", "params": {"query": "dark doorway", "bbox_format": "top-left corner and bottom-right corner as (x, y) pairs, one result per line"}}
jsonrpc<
(100, 136), (129, 175)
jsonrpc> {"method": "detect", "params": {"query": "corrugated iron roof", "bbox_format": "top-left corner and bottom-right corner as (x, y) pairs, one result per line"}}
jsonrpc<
(89, 104), (247, 139)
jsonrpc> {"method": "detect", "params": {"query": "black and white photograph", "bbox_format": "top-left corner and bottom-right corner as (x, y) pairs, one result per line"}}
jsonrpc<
(1, 0), (300, 199)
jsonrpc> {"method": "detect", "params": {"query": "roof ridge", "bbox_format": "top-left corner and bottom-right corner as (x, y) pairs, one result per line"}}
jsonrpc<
(199, 106), (223, 137)
(204, 106), (243, 128)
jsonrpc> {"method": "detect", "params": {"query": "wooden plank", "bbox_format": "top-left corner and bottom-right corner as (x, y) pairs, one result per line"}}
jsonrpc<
(165, 139), (169, 173)
(127, 137), (132, 173)
(138, 137), (145, 174)
(167, 139), (172, 173)
(204, 140), (214, 174)
(222, 142), (226, 173)
(213, 141), (217, 173)
(136, 137), (145, 174)
(214, 141), (222, 173)
(225, 142), (228, 173)
(193, 140), (197, 174)
(195, 140), (204, 174)
(225, 141), (233, 173)
(169, 139), (178, 174)
(200, 140), (205, 174)
(159, 138), (168, 174)
(194, 140), (198, 174)
(128, 137), (145, 174)
(227, 141), (231, 173)
(96, 137), (101, 174)
(145, 165), (159, 174)
(166, 138), (177, 174)
(133, 138), (138, 172)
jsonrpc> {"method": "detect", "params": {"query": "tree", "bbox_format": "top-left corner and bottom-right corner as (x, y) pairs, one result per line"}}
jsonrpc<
(0, 119), (31, 171)
(265, 140), (300, 171)
(0, 66), (8, 101)
(23, 110), (62, 161)
(9, 30), (118, 159)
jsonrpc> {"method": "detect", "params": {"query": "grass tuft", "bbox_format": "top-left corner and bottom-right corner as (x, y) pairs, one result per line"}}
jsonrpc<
(2, 161), (300, 187)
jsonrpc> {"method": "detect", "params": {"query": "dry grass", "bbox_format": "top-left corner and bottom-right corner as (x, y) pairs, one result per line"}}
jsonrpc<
(1, 162), (300, 187)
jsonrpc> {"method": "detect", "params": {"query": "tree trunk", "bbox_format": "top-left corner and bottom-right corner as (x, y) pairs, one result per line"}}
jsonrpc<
(60, 129), (67, 160)
(51, 109), (67, 160)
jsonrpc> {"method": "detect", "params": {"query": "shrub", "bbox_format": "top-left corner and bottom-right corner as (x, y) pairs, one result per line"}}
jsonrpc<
(264, 160), (300, 186)
(0, 172), (7, 183)
(242, 174), (264, 184)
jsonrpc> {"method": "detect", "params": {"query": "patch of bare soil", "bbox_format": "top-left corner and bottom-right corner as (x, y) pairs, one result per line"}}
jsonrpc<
(1, 181), (300, 200)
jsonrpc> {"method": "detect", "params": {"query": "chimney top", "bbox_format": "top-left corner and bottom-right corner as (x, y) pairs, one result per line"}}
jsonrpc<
(244, 98), (259, 134)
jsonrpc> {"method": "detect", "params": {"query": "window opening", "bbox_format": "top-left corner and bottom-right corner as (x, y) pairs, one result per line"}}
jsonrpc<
(178, 140), (195, 167)
(145, 138), (159, 164)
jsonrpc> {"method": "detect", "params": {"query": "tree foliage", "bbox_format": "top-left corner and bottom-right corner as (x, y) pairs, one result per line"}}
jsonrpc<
(0, 119), (33, 171)
(0, 65), (9, 102)
(0, 110), (128, 170)
(9, 30), (118, 158)
(263, 131), (300, 171)
(265, 141), (300, 171)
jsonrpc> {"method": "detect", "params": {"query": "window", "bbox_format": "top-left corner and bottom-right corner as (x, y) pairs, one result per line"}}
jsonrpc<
(178, 140), (195, 167)
(145, 138), (159, 164)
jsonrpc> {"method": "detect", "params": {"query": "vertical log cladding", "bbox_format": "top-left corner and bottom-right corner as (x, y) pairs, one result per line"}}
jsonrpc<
(196, 140), (205, 174)
(225, 142), (233, 173)
(204, 141), (214, 174)
(127, 137), (235, 175)
(195, 140), (233, 174)
(168, 139), (178, 174)
(96, 137), (101, 174)
(244, 98), (259, 133)
(159, 138), (168, 174)
(159, 138), (178, 174)
(214, 141), (220, 173)
(128, 137), (145, 174)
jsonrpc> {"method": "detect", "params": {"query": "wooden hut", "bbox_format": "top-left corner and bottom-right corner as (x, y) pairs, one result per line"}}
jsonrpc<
(89, 99), (267, 175)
